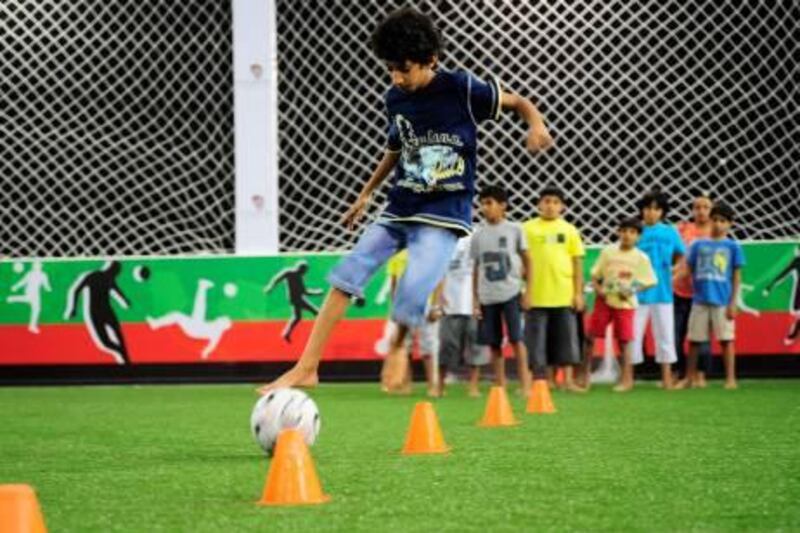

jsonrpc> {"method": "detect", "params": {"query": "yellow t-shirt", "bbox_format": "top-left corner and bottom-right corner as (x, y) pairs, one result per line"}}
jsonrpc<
(522, 217), (585, 307)
(590, 244), (657, 309)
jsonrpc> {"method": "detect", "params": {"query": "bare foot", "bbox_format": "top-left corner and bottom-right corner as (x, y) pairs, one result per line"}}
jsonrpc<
(673, 378), (690, 390)
(468, 388), (481, 398)
(613, 383), (633, 392)
(565, 383), (588, 394)
(386, 383), (412, 395)
(427, 387), (443, 398)
(724, 380), (738, 390)
(383, 345), (409, 391)
(696, 376), (708, 388)
(257, 364), (318, 394)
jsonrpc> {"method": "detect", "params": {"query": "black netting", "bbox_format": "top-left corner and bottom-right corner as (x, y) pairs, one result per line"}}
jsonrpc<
(0, 1), (235, 257)
(276, 1), (799, 250)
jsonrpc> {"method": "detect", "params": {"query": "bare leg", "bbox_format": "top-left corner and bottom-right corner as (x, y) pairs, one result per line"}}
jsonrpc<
(675, 343), (698, 389)
(512, 342), (531, 396)
(468, 366), (481, 397)
(614, 341), (634, 392)
(565, 365), (587, 393)
(490, 346), (505, 387)
(661, 363), (675, 390)
(579, 336), (594, 389)
(258, 288), (350, 393)
(722, 340), (737, 389)
(422, 355), (438, 397)
(546, 366), (556, 389)
(384, 322), (411, 392)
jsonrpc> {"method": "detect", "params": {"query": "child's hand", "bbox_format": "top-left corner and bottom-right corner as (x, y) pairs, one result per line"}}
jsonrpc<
(573, 293), (585, 312)
(726, 304), (738, 320)
(341, 194), (371, 231)
(526, 126), (553, 153)
(427, 306), (443, 322)
(519, 292), (529, 311)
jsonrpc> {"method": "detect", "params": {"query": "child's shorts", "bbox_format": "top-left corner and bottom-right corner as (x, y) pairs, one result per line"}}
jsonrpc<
(327, 221), (457, 328)
(405, 320), (440, 357)
(588, 296), (635, 342)
(688, 303), (735, 342)
(478, 297), (523, 348)
(439, 315), (488, 370)
(524, 307), (581, 368)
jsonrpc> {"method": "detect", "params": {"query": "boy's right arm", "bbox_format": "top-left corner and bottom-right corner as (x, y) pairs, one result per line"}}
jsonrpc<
(341, 150), (400, 230)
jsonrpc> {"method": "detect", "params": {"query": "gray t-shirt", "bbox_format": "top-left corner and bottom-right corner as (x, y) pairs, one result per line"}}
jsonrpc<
(470, 220), (527, 305)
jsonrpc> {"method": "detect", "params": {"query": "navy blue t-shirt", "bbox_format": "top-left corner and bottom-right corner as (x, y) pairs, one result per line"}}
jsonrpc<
(381, 69), (501, 235)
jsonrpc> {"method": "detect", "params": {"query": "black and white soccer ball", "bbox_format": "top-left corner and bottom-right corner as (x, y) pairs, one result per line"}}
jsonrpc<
(250, 388), (321, 455)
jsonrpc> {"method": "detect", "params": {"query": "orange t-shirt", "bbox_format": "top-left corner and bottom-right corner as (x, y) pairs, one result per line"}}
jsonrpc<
(673, 221), (711, 298)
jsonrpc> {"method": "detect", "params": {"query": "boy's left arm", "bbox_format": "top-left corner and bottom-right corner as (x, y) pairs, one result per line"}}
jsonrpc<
(519, 251), (531, 310)
(572, 256), (585, 312)
(728, 268), (742, 320)
(500, 92), (553, 153)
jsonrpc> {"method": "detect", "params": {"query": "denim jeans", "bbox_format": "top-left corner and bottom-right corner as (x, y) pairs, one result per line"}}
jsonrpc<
(327, 221), (458, 328)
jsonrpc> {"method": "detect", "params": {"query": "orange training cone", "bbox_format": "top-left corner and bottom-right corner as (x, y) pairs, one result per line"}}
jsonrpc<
(526, 379), (556, 414)
(402, 401), (451, 454)
(258, 429), (330, 506)
(0, 484), (47, 533)
(478, 386), (519, 427)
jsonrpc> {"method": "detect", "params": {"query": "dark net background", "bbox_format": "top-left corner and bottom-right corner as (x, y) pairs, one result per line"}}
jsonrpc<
(276, 1), (799, 251)
(1, 1), (234, 257)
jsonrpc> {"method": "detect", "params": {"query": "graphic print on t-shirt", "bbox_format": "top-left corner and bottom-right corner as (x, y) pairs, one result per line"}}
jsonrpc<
(395, 114), (465, 192)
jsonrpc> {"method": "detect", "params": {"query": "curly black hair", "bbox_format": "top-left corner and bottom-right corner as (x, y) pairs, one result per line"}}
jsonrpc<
(370, 8), (442, 65)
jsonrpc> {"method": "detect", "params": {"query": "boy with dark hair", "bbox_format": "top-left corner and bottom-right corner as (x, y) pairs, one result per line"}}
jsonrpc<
(522, 186), (586, 392)
(632, 189), (685, 389)
(261, 7), (553, 392)
(582, 217), (657, 391)
(471, 185), (531, 395)
(682, 203), (744, 389)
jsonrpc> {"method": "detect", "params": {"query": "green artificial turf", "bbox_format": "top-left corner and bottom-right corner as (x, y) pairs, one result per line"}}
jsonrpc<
(1, 381), (799, 532)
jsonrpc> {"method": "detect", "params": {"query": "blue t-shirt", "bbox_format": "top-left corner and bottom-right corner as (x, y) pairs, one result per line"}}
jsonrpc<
(688, 238), (745, 306)
(637, 222), (686, 304)
(382, 69), (501, 236)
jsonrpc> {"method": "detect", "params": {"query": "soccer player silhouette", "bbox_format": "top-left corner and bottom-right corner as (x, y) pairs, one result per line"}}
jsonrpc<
(7, 260), (51, 333)
(146, 279), (232, 359)
(264, 261), (323, 343)
(64, 261), (130, 364)
(763, 246), (800, 345)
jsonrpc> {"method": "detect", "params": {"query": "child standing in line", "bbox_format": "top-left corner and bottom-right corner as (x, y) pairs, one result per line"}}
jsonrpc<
(471, 185), (531, 395)
(683, 203), (744, 389)
(582, 218), (657, 391)
(522, 186), (586, 392)
(632, 189), (685, 389)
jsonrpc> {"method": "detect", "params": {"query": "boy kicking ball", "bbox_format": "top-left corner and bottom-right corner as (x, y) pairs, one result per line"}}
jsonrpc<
(260, 8), (553, 393)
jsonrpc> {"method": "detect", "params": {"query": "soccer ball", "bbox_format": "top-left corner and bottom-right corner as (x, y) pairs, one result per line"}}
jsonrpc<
(250, 388), (321, 455)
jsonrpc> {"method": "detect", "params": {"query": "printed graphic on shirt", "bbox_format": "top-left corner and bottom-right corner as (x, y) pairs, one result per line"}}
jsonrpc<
(395, 114), (466, 193)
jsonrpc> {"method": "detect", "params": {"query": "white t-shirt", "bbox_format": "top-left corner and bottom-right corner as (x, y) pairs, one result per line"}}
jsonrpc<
(442, 237), (474, 315)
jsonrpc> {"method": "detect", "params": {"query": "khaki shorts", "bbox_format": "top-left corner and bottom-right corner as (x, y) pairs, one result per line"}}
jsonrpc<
(687, 304), (735, 342)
